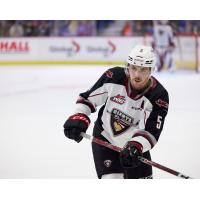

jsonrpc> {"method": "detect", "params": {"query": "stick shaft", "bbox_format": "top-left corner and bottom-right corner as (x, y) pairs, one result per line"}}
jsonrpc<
(81, 132), (192, 179)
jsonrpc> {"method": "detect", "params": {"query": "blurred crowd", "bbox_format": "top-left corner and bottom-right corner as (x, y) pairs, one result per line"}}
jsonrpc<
(0, 20), (200, 37)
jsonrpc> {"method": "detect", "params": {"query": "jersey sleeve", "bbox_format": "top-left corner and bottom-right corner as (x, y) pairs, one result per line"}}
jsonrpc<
(74, 68), (119, 116)
(130, 90), (169, 152)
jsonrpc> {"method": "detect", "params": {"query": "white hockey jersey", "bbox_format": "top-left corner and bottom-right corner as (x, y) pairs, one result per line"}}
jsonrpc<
(153, 24), (174, 48)
(75, 67), (169, 153)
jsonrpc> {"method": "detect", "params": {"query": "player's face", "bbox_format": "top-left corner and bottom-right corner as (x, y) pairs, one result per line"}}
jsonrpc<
(128, 65), (151, 91)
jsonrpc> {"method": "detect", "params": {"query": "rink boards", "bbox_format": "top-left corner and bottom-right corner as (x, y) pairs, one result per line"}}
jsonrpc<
(0, 36), (199, 70)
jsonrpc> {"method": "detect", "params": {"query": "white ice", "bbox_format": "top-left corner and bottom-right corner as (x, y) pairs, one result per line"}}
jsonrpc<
(0, 65), (199, 179)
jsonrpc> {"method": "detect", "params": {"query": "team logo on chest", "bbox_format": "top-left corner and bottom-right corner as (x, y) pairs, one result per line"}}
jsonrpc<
(110, 108), (134, 136)
(110, 94), (126, 105)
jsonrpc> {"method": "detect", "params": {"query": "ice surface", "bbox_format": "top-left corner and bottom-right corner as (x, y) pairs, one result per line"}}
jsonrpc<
(0, 65), (199, 178)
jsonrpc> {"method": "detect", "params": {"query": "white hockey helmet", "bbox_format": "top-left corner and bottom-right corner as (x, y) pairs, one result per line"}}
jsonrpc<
(126, 45), (157, 70)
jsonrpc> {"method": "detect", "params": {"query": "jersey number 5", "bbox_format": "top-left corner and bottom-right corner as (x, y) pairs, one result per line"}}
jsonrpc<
(156, 115), (162, 129)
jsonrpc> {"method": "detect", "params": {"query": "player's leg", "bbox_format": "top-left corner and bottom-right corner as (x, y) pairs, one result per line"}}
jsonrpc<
(160, 55), (165, 71)
(165, 51), (175, 72)
(91, 122), (152, 179)
(101, 173), (124, 179)
(92, 138), (124, 179)
(92, 121), (124, 179)
(155, 47), (163, 72)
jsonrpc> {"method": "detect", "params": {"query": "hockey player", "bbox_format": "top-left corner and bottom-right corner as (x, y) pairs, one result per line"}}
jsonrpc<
(152, 21), (175, 72)
(63, 45), (169, 179)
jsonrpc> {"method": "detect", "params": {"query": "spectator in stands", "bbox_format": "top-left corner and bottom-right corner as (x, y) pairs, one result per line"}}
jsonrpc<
(23, 21), (38, 36)
(50, 21), (60, 36)
(0, 21), (11, 37)
(143, 21), (153, 34)
(122, 21), (133, 36)
(68, 20), (78, 36)
(37, 20), (51, 36)
(96, 20), (114, 35)
(9, 21), (24, 37)
(195, 21), (200, 34)
(132, 21), (146, 36)
(77, 20), (94, 36)
(0, 20), (200, 38)
(58, 21), (70, 36)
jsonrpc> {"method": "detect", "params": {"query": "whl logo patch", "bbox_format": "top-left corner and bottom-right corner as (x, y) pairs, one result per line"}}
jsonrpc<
(110, 108), (134, 136)
(110, 94), (126, 105)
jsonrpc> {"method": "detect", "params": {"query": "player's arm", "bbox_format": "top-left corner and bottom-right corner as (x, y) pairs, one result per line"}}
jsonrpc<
(131, 91), (169, 152)
(63, 68), (116, 142)
(120, 91), (169, 168)
(74, 69), (114, 116)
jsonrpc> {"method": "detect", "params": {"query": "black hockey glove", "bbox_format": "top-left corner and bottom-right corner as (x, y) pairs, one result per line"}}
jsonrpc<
(63, 113), (90, 143)
(120, 141), (143, 168)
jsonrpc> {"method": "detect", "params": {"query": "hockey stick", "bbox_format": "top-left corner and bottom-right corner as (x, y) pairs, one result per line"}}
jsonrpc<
(81, 132), (193, 179)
